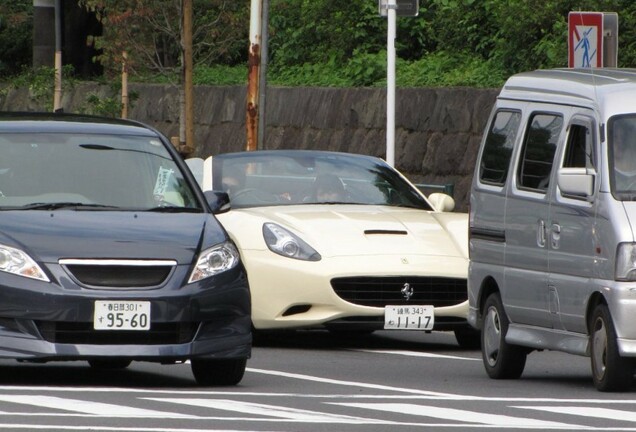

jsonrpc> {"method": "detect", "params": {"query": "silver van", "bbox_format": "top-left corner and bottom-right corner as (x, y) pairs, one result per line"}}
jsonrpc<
(469, 68), (636, 392)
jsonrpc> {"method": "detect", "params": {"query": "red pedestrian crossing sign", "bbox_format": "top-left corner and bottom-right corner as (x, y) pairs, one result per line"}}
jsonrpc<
(568, 12), (603, 68)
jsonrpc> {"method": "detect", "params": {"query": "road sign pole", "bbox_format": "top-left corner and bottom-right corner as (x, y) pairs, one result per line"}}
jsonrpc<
(386, 0), (396, 167)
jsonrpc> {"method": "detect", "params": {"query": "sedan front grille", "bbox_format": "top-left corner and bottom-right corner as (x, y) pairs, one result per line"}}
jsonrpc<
(59, 259), (176, 288)
(331, 276), (467, 308)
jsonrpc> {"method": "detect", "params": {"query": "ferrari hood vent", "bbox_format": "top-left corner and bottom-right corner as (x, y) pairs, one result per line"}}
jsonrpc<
(364, 229), (408, 235)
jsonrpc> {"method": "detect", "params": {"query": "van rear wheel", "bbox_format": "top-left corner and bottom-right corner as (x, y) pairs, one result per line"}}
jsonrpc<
(481, 292), (527, 379)
(590, 303), (633, 392)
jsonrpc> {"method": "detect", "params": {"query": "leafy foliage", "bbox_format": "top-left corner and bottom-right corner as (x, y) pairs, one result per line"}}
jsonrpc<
(4, 0), (636, 88)
(0, 0), (32, 77)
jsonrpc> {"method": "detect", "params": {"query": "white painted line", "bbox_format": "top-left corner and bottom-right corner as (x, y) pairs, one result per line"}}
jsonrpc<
(0, 426), (280, 432)
(351, 349), (480, 361)
(518, 406), (636, 422)
(246, 367), (465, 398)
(0, 395), (196, 419)
(145, 398), (383, 424)
(332, 403), (580, 428)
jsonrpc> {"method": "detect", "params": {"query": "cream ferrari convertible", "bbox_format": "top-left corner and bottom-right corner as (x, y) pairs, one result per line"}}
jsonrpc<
(189, 150), (476, 348)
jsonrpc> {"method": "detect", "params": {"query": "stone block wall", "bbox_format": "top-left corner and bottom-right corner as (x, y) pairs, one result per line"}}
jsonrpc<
(0, 83), (500, 211)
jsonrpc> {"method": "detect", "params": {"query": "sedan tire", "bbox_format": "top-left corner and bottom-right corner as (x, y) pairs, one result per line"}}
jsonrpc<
(191, 358), (247, 386)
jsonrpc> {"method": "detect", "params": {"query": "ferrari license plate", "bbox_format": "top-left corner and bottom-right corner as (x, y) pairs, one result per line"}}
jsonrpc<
(94, 301), (150, 330)
(384, 305), (434, 330)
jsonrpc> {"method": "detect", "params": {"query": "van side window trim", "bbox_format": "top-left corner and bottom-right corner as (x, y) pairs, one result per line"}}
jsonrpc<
(478, 109), (521, 186)
(516, 111), (564, 193)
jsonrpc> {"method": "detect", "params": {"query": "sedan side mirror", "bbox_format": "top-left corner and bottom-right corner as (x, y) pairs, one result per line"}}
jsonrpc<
(428, 193), (455, 212)
(204, 190), (231, 214)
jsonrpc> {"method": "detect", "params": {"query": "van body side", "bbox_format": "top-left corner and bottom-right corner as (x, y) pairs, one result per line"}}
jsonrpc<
(469, 68), (636, 391)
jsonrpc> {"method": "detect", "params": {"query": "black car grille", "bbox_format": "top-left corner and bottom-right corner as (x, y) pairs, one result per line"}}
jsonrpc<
(35, 321), (199, 345)
(331, 276), (467, 308)
(60, 260), (176, 288)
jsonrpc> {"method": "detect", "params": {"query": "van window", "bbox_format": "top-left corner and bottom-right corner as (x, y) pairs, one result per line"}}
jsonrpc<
(518, 113), (563, 192)
(479, 110), (520, 185)
(563, 123), (594, 169)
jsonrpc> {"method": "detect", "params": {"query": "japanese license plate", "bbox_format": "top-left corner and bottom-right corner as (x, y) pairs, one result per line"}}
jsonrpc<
(94, 301), (150, 330)
(384, 305), (434, 330)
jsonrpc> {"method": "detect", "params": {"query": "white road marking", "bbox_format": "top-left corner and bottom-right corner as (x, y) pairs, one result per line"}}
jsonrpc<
(351, 349), (480, 361)
(246, 367), (465, 398)
(0, 395), (195, 419)
(332, 403), (580, 428)
(0, 426), (277, 432)
(518, 406), (636, 422)
(145, 398), (383, 423)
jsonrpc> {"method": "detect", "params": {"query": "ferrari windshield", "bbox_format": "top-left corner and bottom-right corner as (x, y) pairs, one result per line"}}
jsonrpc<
(0, 133), (200, 210)
(211, 151), (432, 210)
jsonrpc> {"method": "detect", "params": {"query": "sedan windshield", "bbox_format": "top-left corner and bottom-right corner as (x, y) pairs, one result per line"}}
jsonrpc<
(0, 133), (201, 210)
(211, 152), (432, 210)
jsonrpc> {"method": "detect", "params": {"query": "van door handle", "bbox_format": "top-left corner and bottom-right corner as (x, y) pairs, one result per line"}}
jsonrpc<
(537, 219), (546, 247)
(551, 223), (561, 249)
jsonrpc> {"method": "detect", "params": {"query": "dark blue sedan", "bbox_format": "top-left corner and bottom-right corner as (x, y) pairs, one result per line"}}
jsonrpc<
(0, 112), (251, 385)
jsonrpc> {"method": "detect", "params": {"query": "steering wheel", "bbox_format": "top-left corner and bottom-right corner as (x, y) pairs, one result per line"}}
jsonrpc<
(231, 188), (280, 204)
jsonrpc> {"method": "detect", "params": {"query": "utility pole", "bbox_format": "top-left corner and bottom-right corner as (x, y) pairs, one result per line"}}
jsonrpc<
(53, 0), (62, 112)
(182, 0), (195, 155)
(257, 0), (269, 150)
(246, 0), (262, 151)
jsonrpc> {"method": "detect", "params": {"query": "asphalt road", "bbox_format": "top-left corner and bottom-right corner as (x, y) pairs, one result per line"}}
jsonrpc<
(0, 330), (633, 431)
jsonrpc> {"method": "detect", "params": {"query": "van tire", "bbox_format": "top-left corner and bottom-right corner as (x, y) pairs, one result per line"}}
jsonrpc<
(481, 292), (527, 379)
(590, 304), (633, 392)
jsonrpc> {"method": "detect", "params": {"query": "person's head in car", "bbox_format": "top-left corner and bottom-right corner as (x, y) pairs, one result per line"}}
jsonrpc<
(314, 174), (346, 202)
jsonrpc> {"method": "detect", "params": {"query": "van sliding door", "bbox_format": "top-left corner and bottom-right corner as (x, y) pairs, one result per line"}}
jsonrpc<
(504, 110), (564, 328)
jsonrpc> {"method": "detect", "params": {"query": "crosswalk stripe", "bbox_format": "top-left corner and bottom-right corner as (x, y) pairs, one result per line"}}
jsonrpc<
(517, 406), (636, 422)
(0, 395), (196, 419)
(331, 403), (580, 427)
(145, 398), (383, 424)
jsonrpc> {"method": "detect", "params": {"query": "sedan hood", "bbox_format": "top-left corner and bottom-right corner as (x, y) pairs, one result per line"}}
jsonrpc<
(0, 211), (216, 263)
(219, 205), (468, 259)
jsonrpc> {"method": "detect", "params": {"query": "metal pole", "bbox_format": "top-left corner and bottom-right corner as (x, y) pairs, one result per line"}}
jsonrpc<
(246, 0), (262, 151)
(386, 0), (396, 166)
(121, 51), (128, 118)
(257, 0), (269, 150)
(183, 0), (195, 155)
(53, 0), (62, 112)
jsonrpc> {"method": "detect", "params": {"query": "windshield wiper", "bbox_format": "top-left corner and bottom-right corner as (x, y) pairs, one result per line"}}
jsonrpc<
(146, 206), (202, 213)
(18, 202), (121, 210)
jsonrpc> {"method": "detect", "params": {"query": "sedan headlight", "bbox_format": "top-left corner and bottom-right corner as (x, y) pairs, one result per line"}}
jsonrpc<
(616, 243), (636, 281)
(263, 223), (321, 261)
(0, 244), (49, 282)
(188, 241), (240, 283)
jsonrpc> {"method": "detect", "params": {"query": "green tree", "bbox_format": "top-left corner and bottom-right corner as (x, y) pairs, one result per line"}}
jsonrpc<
(0, 0), (32, 77)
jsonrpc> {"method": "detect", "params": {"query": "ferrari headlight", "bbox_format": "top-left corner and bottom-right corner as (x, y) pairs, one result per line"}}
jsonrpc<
(0, 244), (49, 282)
(188, 241), (240, 283)
(263, 223), (321, 261)
(616, 243), (636, 281)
